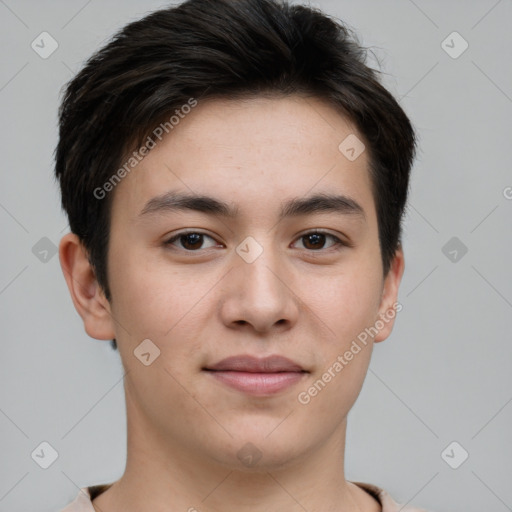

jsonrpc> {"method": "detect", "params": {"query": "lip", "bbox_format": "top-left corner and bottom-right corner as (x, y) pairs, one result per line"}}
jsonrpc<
(206, 355), (305, 373)
(204, 355), (308, 395)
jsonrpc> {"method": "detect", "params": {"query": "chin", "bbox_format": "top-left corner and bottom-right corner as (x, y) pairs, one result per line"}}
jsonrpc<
(205, 429), (306, 473)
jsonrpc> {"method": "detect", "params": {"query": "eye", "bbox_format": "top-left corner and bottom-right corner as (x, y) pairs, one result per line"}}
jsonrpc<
(164, 231), (220, 251)
(292, 231), (346, 251)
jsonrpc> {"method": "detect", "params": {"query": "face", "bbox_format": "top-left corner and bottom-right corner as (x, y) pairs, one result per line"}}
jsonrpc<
(101, 95), (403, 470)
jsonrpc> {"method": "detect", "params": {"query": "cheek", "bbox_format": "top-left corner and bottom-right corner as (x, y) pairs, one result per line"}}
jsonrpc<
(304, 266), (382, 346)
(297, 258), (382, 405)
(295, 276), (379, 423)
(123, 351), (215, 447)
(108, 244), (214, 342)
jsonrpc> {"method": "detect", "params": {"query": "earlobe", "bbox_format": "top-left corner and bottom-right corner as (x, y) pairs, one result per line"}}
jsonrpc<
(58, 233), (116, 341)
(373, 245), (405, 343)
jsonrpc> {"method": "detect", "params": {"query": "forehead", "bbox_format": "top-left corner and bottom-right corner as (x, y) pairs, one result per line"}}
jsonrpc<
(111, 95), (375, 222)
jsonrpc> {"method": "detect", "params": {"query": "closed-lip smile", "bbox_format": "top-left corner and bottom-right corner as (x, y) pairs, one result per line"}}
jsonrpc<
(203, 355), (308, 395)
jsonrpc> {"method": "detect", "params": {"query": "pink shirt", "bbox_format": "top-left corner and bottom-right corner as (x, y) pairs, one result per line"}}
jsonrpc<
(60, 481), (429, 511)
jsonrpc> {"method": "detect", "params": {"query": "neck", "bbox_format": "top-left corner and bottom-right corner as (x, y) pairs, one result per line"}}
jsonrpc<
(92, 389), (379, 512)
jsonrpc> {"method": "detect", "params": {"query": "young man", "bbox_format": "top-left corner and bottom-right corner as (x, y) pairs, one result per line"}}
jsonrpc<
(56, 0), (426, 510)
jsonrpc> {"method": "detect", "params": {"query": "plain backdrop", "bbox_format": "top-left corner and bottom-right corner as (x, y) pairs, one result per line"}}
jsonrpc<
(0, 1), (511, 511)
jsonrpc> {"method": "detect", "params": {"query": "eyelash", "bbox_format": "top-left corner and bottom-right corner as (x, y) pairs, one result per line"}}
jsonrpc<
(164, 230), (350, 253)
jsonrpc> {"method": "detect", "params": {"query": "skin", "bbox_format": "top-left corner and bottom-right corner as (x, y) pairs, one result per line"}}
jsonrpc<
(59, 94), (404, 512)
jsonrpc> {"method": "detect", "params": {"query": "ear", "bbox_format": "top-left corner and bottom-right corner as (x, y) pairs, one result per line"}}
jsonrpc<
(58, 232), (116, 340)
(373, 244), (405, 343)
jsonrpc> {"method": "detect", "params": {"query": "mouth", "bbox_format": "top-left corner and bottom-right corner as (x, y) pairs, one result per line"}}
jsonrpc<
(203, 355), (308, 395)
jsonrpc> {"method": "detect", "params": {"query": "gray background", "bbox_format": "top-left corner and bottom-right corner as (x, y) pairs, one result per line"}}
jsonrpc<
(1, 1), (511, 511)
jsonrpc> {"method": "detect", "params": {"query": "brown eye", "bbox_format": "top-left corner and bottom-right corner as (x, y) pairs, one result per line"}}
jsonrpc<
(179, 233), (203, 250)
(293, 231), (345, 251)
(165, 232), (218, 251)
(303, 233), (327, 250)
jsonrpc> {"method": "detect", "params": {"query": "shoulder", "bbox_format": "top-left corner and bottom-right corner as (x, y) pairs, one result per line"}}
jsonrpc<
(59, 487), (93, 512)
(351, 481), (431, 512)
(59, 484), (113, 512)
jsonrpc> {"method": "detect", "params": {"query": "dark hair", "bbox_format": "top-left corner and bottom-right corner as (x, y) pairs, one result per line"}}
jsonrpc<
(55, 0), (416, 351)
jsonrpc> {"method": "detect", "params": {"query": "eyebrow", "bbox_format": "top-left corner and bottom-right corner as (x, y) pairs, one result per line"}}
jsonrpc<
(139, 190), (366, 222)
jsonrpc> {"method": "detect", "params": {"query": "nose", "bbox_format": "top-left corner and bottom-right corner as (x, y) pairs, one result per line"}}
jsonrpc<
(218, 241), (300, 334)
